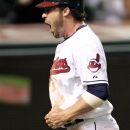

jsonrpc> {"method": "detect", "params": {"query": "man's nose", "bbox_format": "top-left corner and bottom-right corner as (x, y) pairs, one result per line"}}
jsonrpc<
(42, 13), (47, 19)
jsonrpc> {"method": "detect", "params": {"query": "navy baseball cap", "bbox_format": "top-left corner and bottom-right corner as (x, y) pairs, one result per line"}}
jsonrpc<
(36, 0), (83, 11)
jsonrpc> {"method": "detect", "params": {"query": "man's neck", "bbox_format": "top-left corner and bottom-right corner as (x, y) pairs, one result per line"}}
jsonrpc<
(63, 19), (84, 39)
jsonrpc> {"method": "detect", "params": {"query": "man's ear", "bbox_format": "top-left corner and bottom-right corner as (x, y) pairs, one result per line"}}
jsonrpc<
(63, 7), (70, 17)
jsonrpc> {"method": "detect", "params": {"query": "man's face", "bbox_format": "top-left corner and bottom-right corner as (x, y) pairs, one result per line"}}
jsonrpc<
(42, 6), (64, 38)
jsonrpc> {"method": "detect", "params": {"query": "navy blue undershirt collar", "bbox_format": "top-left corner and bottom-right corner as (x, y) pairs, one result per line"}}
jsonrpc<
(63, 24), (87, 41)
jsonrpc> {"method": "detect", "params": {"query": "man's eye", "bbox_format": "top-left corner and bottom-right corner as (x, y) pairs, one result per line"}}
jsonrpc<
(44, 7), (55, 13)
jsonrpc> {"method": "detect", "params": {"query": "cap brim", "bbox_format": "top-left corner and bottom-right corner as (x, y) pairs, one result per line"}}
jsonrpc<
(36, 1), (59, 8)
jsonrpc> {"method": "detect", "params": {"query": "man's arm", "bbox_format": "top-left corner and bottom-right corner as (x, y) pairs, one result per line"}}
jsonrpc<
(44, 96), (93, 129)
(44, 83), (109, 129)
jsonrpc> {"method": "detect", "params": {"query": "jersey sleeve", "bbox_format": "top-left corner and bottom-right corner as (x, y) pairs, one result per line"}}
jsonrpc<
(73, 39), (108, 86)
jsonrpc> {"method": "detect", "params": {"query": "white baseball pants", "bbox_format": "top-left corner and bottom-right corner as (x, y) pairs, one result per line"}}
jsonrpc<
(67, 115), (119, 130)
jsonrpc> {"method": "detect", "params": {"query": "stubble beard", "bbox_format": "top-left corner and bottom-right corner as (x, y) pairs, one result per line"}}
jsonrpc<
(52, 16), (64, 38)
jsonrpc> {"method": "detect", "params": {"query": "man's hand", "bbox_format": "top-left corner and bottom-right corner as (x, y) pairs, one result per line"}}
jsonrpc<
(44, 107), (70, 129)
(44, 97), (94, 129)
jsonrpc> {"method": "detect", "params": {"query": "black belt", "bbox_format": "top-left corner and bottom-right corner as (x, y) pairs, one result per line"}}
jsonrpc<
(64, 119), (84, 127)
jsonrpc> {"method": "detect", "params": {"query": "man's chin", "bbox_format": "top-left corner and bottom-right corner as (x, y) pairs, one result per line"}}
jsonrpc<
(52, 32), (62, 39)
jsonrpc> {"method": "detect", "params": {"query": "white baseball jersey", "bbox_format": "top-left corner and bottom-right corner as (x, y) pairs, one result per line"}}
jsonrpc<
(49, 25), (113, 119)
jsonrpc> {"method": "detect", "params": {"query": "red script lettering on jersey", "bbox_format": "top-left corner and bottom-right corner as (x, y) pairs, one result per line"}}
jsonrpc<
(87, 53), (101, 73)
(50, 57), (70, 75)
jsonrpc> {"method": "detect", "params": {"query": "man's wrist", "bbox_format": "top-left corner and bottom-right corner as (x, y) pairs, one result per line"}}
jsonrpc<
(64, 108), (76, 121)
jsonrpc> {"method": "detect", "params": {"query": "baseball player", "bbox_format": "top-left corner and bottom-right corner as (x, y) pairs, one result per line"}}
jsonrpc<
(36, 0), (120, 130)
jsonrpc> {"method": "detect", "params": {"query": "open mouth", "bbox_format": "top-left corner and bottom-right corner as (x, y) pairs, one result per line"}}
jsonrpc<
(45, 23), (51, 28)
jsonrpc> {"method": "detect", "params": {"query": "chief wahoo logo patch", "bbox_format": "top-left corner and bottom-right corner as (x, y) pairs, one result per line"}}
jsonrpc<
(87, 53), (101, 73)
